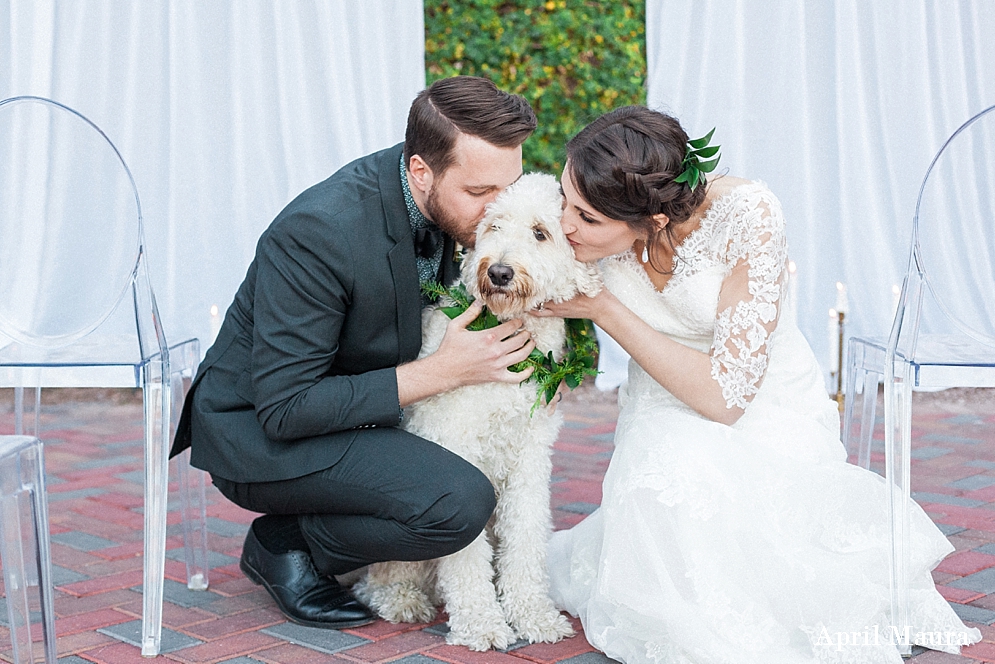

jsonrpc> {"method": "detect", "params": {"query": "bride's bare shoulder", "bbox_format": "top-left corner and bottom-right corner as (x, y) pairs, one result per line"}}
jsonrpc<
(706, 175), (753, 196)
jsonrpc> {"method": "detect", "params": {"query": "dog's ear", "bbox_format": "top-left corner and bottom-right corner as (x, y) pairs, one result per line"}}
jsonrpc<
(573, 260), (603, 298)
(459, 249), (479, 296)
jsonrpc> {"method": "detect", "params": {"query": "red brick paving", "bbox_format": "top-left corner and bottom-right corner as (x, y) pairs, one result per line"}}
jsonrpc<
(344, 630), (443, 661)
(250, 642), (357, 663)
(171, 631), (285, 663)
(940, 587), (988, 605)
(937, 551), (995, 577)
(1, 386), (994, 663)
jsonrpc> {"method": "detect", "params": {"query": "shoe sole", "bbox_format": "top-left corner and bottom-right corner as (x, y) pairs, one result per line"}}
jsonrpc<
(240, 558), (374, 629)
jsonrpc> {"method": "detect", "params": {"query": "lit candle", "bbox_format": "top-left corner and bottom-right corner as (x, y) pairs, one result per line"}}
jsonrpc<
(828, 308), (839, 373)
(209, 304), (221, 345)
(891, 284), (901, 320)
(835, 282), (849, 315)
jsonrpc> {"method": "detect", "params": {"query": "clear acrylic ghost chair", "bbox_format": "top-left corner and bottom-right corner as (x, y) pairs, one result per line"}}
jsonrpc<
(843, 104), (995, 656)
(0, 96), (209, 657)
(0, 436), (56, 664)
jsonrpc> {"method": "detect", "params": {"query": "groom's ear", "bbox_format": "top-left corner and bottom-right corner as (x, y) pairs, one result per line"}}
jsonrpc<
(407, 154), (434, 194)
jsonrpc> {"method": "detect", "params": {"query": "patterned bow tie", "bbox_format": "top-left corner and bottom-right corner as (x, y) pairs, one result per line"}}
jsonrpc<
(414, 225), (444, 258)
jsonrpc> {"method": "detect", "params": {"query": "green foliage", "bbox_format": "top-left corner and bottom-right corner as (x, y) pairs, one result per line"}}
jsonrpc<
(424, 0), (647, 175)
(422, 281), (600, 413)
(525, 317), (600, 408)
(675, 128), (721, 191)
(421, 281), (501, 330)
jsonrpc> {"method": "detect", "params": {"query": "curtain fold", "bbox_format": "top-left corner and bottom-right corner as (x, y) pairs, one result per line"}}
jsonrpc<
(1, 0), (426, 349)
(646, 0), (995, 377)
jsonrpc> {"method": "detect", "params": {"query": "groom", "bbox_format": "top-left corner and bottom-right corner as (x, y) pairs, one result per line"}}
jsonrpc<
(171, 76), (538, 628)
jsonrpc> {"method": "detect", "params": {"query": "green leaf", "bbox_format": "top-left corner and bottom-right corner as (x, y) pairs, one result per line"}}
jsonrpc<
(440, 305), (463, 320)
(674, 169), (691, 184)
(421, 280), (449, 302)
(689, 169), (700, 190)
(698, 157), (720, 173)
(691, 145), (720, 159)
(687, 128), (715, 150)
(565, 374), (580, 389)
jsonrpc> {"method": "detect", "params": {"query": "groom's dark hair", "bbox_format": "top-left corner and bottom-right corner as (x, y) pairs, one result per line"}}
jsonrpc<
(404, 76), (536, 177)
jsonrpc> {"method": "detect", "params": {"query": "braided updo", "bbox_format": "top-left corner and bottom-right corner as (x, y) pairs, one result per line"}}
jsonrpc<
(566, 106), (708, 272)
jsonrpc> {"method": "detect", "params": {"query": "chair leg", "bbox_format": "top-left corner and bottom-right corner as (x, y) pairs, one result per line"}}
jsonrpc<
(857, 370), (879, 470)
(13, 385), (22, 434)
(177, 448), (209, 590)
(168, 339), (209, 591)
(884, 362), (914, 656)
(843, 341), (880, 470)
(11, 386), (41, 437)
(141, 370), (170, 658)
(0, 437), (57, 664)
(842, 341), (862, 464)
(29, 440), (57, 663)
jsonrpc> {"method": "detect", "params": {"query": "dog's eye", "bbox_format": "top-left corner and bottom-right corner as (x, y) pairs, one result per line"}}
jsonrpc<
(533, 227), (547, 242)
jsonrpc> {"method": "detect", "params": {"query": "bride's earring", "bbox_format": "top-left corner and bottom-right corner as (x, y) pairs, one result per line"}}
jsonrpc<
(641, 243), (649, 263)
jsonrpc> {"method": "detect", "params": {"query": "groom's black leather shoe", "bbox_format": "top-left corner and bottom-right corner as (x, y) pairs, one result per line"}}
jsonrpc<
(240, 527), (374, 629)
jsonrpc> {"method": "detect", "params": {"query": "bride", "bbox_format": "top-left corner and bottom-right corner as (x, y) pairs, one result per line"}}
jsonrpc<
(533, 106), (980, 664)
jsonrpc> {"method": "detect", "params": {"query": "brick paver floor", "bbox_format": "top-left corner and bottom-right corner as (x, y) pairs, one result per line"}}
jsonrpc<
(1, 385), (994, 663)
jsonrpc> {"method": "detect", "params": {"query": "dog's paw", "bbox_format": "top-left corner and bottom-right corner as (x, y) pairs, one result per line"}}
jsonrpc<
(357, 580), (435, 624)
(511, 609), (575, 644)
(446, 619), (517, 652)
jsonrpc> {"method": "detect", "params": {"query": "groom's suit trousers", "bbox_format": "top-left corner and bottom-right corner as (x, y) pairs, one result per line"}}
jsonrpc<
(209, 425), (496, 576)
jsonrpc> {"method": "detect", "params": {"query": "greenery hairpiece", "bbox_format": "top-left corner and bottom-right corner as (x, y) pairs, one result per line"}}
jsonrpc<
(674, 128), (721, 191)
(422, 281), (600, 414)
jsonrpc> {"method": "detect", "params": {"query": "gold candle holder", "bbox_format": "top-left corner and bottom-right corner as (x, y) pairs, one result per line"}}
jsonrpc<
(834, 311), (845, 412)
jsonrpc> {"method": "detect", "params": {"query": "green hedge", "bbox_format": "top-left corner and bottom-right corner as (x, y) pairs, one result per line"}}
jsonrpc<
(425, 0), (647, 175)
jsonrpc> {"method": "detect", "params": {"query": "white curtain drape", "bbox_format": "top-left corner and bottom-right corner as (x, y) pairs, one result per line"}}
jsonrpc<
(1, 0), (425, 350)
(645, 0), (995, 378)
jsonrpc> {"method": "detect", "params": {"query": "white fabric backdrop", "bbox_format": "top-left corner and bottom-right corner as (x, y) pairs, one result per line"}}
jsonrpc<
(0, 0), (425, 350)
(644, 0), (995, 379)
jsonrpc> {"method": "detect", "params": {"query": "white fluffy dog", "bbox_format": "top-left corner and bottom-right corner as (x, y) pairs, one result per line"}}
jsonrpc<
(354, 173), (602, 651)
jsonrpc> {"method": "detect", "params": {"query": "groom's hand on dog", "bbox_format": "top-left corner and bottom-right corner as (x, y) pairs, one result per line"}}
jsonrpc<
(440, 301), (536, 386)
(396, 301), (536, 407)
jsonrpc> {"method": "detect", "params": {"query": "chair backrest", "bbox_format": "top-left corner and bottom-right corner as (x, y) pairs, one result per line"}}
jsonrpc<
(0, 96), (166, 362)
(908, 103), (995, 348)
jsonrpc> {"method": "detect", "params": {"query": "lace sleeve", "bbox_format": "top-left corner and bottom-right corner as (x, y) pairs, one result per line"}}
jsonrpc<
(709, 189), (788, 410)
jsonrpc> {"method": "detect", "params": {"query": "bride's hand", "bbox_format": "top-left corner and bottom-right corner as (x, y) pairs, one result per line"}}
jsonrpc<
(530, 289), (608, 321)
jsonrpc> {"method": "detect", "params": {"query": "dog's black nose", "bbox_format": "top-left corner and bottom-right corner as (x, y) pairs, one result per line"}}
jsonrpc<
(487, 264), (515, 287)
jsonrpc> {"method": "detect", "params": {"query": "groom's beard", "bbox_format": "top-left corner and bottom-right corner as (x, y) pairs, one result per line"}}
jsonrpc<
(425, 186), (476, 248)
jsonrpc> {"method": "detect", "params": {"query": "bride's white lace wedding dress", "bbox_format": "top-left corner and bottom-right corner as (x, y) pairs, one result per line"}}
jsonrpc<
(546, 181), (980, 664)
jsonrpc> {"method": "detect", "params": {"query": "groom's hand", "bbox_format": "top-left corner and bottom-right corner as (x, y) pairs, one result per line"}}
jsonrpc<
(396, 301), (535, 407)
(439, 301), (536, 386)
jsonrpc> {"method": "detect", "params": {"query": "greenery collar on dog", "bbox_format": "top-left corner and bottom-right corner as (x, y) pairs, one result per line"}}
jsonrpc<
(422, 281), (600, 413)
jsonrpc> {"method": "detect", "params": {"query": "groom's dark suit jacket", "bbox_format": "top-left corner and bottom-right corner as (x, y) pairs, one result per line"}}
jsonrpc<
(170, 143), (458, 483)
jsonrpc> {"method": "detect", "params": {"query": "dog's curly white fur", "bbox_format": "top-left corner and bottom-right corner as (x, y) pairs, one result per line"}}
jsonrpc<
(354, 173), (601, 651)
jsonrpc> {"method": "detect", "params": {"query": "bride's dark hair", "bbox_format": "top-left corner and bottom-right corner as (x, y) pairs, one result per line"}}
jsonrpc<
(566, 106), (707, 273)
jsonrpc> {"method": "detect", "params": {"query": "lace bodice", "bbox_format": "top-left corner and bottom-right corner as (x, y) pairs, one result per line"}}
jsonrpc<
(599, 181), (788, 411)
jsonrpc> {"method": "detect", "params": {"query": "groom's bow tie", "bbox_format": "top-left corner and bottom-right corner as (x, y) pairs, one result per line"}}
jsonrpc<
(414, 224), (444, 258)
